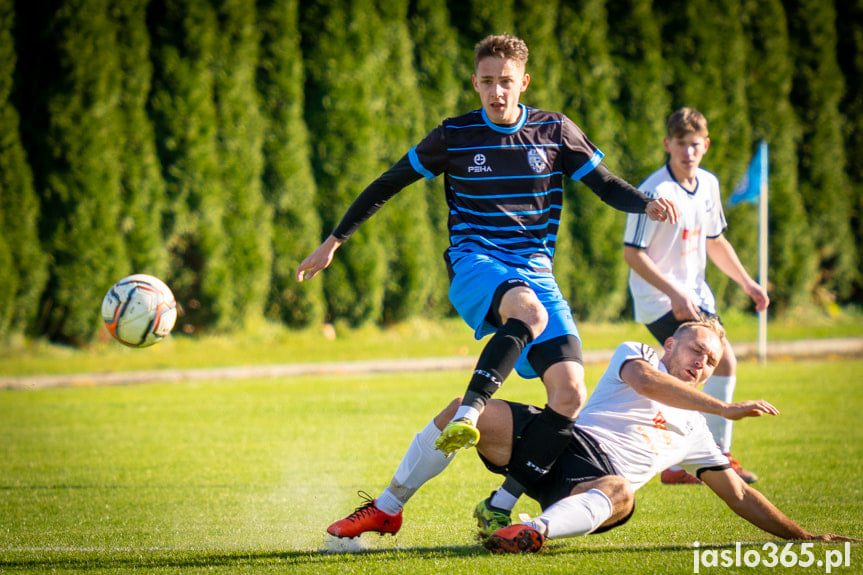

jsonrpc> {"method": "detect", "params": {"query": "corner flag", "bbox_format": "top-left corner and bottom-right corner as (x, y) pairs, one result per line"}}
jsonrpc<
(729, 140), (769, 363)
(729, 140), (768, 207)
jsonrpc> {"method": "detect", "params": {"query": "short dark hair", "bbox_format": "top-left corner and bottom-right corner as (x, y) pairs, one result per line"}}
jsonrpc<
(666, 107), (709, 139)
(474, 34), (529, 71)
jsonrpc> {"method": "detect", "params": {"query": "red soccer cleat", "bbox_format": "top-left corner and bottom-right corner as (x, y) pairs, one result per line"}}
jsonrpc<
(326, 491), (402, 538)
(483, 523), (546, 554)
(661, 467), (703, 485)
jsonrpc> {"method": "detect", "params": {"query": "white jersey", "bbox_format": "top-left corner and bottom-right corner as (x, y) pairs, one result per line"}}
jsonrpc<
(623, 165), (728, 324)
(576, 342), (728, 491)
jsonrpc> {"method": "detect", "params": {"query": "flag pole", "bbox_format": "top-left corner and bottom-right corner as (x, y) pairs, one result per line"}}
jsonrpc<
(757, 141), (768, 365)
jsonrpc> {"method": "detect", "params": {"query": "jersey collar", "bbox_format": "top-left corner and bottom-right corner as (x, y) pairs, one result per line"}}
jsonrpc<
(665, 163), (699, 195)
(481, 104), (528, 134)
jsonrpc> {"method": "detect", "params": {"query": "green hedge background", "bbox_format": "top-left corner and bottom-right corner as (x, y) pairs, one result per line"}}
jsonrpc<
(1, 0), (860, 345)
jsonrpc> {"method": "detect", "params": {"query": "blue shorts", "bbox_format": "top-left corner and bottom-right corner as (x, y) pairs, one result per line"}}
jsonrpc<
(448, 252), (580, 379)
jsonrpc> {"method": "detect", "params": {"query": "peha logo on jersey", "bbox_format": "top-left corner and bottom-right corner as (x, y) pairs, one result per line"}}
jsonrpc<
(468, 153), (492, 173)
(527, 148), (548, 174)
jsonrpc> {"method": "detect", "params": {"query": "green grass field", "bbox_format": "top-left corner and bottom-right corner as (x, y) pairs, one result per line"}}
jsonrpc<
(1, 347), (861, 573)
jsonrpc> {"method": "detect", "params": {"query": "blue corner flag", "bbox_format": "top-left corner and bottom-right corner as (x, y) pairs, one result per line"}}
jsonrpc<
(729, 140), (768, 207)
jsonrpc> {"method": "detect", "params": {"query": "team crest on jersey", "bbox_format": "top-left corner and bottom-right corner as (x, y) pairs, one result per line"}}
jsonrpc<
(527, 148), (548, 174)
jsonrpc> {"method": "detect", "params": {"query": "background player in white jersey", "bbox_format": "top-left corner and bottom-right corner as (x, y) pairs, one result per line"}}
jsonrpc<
(300, 34), (677, 533)
(481, 318), (857, 552)
(623, 108), (769, 484)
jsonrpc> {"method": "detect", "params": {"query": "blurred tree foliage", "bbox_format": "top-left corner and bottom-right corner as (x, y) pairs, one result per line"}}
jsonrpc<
(2, 0), (860, 344)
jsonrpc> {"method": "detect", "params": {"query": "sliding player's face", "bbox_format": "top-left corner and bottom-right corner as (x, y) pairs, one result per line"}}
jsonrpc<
(472, 56), (530, 125)
(664, 327), (723, 385)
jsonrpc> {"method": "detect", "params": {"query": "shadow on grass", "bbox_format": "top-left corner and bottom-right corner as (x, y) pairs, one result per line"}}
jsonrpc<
(0, 546), (478, 570)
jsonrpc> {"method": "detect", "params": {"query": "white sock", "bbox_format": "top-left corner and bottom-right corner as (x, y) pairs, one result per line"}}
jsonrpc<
(536, 488), (613, 539)
(374, 489), (404, 516)
(489, 488), (519, 512)
(453, 405), (480, 425)
(702, 375), (736, 453)
(377, 419), (452, 515)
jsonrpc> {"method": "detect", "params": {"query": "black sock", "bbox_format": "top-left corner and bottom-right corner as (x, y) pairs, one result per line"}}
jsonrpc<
(461, 319), (533, 412)
(505, 405), (575, 490)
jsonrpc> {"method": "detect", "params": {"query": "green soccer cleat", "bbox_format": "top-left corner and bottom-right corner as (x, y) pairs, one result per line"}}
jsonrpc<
(474, 494), (512, 539)
(434, 418), (480, 456)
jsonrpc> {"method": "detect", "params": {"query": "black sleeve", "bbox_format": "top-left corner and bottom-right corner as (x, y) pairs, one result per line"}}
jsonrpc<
(580, 163), (652, 214)
(332, 154), (423, 240)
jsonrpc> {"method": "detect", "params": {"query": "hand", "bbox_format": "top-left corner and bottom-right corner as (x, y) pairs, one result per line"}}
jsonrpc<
(646, 198), (679, 224)
(669, 292), (702, 322)
(720, 399), (779, 421)
(744, 281), (770, 312)
(296, 235), (342, 282)
(805, 533), (862, 542)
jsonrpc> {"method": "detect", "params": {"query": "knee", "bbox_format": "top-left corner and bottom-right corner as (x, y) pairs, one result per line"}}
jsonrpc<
(548, 385), (586, 418)
(544, 365), (587, 417)
(527, 302), (549, 338)
(614, 477), (635, 510)
(603, 475), (635, 514)
(500, 288), (548, 338)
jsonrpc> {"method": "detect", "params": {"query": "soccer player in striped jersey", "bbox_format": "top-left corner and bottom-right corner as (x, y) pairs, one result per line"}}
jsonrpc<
(623, 108), (770, 485)
(299, 34), (678, 537)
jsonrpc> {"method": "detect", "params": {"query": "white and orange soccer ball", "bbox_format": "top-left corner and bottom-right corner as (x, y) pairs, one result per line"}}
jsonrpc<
(102, 274), (177, 348)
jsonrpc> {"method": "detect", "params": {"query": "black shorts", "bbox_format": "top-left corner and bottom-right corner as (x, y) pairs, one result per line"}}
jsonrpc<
(479, 402), (634, 533)
(645, 309), (722, 344)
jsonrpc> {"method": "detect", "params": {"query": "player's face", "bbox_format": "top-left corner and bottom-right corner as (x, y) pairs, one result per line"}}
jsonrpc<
(472, 56), (530, 125)
(664, 133), (710, 179)
(663, 327), (723, 385)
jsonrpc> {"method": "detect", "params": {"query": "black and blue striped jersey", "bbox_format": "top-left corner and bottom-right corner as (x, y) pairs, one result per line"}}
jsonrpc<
(409, 105), (602, 269)
(331, 104), (651, 270)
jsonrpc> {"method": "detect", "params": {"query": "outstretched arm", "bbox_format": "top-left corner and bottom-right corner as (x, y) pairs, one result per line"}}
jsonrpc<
(706, 234), (769, 312)
(581, 164), (679, 224)
(295, 154), (421, 282)
(701, 468), (859, 541)
(620, 359), (779, 420)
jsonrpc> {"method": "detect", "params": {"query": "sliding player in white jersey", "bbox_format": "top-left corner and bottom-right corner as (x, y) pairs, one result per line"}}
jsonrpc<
(323, 318), (857, 551)
(623, 108), (769, 485)
(478, 317), (856, 552)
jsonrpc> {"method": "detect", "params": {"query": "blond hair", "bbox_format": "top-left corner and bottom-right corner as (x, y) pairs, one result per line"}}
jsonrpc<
(474, 34), (529, 71)
(666, 107), (709, 139)
(673, 316), (727, 348)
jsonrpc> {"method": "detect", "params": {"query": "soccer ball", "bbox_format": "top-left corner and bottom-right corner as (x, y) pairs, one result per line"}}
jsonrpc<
(102, 274), (177, 348)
